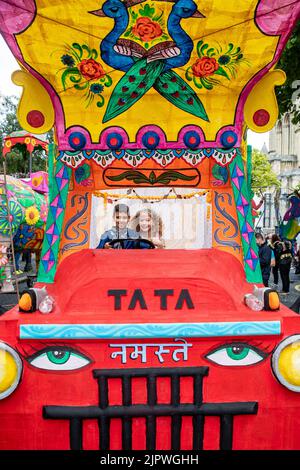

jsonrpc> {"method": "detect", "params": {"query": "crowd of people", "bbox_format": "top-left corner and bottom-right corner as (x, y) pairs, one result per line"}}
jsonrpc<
(255, 232), (295, 294)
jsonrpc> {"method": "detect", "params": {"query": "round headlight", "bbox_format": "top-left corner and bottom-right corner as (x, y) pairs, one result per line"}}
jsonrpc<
(272, 335), (300, 392)
(0, 342), (23, 399)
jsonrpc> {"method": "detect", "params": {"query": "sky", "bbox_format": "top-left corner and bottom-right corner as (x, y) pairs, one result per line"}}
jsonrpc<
(0, 35), (269, 151)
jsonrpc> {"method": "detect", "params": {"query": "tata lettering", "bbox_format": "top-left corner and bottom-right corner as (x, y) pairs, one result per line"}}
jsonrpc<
(107, 289), (195, 310)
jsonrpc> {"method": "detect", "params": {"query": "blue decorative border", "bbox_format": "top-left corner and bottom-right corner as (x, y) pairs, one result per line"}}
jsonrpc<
(20, 321), (281, 339)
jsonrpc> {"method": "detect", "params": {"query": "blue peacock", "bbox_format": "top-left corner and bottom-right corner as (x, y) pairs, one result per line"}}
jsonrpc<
(90, 0), (208, 122)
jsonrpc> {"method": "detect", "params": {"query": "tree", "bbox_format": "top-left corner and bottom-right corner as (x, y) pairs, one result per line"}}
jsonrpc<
(0, 94), (50, 176)
(276, 22), (300, 124)
(251, 149), (281, 195)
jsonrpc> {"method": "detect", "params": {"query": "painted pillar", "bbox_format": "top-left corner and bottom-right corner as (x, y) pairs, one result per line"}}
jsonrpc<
(38, 144), (71, 283)
(229, 152), (262, 283)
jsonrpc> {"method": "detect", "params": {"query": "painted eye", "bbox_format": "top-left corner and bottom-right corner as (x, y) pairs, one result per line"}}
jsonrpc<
(205, 343), (268, 366)
(26, 347), (92, 371)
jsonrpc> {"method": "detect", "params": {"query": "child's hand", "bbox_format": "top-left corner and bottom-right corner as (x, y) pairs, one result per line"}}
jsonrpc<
(104, 242), (113, 249)
(152, 238), (164, 249)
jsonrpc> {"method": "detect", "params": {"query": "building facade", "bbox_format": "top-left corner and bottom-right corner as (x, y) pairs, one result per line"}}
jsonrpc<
(259, 114), (300, 232)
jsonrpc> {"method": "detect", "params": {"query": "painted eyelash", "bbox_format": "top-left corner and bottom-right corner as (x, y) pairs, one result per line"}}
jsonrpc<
(17, 342), (74, 360)
(204, 340), (272, 359)
(221, 340), (273, 355)
(248, 340), (274, 354)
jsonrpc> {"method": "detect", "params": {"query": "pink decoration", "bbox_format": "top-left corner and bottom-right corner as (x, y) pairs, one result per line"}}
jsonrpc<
(250, 248), (258, 259)
(47, 261), (55, 271)
(51, 195), (59, 207)
(0, 0), (36, 35)
(56, 208), (63, 218)
(256, 0), (300, 36)
(59, 178), (69, 191)
(42, 250), (51, 261)
(51, 235), (59, 244)
(246, 222), (254, 233)
(242, 233), (250, 244)
(23, 171), (49, 194)
(237, 206), (245, 217)
(246, 259), (254, 270)
(46, 225), (55, 235)
(232, 177), (240, 190)
(56, 167), (65, 179)
(236, 167), (244, 178)
(40, 203), (48, 222)
(241, 195), (249, 206)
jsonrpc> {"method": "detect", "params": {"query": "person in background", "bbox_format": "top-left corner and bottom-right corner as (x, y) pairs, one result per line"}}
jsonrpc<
(295, 245), (300, 274)
(270, 234), (282, 288)
(278, 239), (293, 294)
(255, 232), (272, 287)
(96, 203), (139, 249)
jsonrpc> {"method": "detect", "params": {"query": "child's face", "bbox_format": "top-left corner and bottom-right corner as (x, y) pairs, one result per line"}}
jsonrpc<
(139, 213), (152, 233)
(114, 211), (129, 230)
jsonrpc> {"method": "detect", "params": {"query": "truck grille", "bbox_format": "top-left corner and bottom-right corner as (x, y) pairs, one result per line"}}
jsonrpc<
(43, 366), (258, 450)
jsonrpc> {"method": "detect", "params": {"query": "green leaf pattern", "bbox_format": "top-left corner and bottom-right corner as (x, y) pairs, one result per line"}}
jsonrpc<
(186, 40), (250, 90)
(60, 43), (113, 108)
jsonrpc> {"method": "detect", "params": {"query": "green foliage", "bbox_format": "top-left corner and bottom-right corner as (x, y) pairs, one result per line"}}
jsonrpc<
(276, 22), (300, 124)
(0, 95), (51, 176)
(251, 149), (281, 195)
(0, 95), (21, 138)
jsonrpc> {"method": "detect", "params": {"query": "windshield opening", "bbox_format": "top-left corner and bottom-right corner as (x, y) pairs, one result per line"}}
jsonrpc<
(90, 187), (212, 250)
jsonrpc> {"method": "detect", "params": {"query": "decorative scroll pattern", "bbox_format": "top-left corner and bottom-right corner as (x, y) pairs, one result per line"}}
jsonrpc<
(20, 321), (281, 339)
(61, 193), (89, 254)
(214, 192), (241, 252)
(58, 147), (241, 169)
(229, 154), (261, 283)
(38, 156), (71, 283)
(103, 168), (200, 186)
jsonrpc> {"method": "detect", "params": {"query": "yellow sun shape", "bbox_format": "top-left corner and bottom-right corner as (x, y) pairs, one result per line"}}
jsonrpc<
(25, 206), (40, 225)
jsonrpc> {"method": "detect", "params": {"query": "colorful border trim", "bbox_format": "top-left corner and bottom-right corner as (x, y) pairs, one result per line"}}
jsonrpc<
(58, 147), (241, 169)
(229, 152), (261, 283)
(20, 321), (281, 339)
(37, 145), (71, 283)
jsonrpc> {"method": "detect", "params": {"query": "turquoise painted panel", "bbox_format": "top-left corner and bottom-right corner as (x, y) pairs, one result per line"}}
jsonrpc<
(20, 321), (281, 339)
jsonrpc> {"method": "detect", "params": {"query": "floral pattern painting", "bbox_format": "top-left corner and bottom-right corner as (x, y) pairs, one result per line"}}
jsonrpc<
(57, 4), (249, 121)
(186, 41), (250, 90)
(60, 43), (113, 107)
(123, 3), (170, 50)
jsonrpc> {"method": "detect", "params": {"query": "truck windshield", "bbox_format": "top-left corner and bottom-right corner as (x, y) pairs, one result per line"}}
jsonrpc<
(90, 187), (212, 249)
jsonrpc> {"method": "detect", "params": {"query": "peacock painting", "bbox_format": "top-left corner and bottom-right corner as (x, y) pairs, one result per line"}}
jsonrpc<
(90, 0), (209, 123)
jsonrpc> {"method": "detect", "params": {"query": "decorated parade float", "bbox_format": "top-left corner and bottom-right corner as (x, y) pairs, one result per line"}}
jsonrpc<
(0, 171), (48, 292)
(0, 131), (48, 293)
(0, 0), (300, 450)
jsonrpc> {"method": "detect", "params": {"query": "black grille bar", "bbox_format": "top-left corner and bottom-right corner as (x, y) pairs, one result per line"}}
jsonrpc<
(44, 402), (258, 419)
(122, 376), (132, 450)
(193, 373), (205, 450)
(43, 366), (258, 450)
(98, 375), (109, 451)
(220, 414), (234, 450)
(171, 375), (181, 450)
(93, 366), (209, 378)
(146, 374), (157, 450)
(70, 418), (82, 450)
